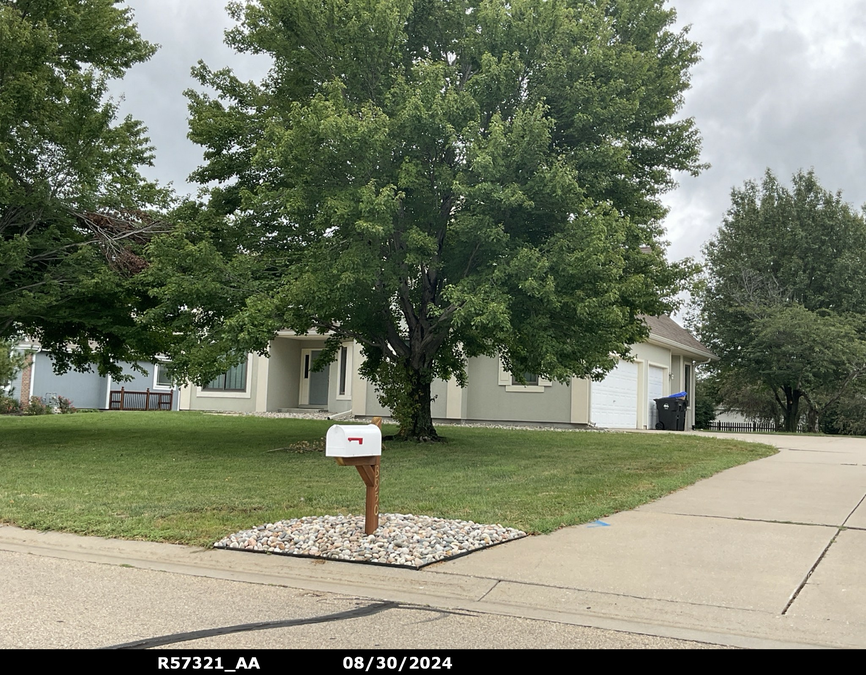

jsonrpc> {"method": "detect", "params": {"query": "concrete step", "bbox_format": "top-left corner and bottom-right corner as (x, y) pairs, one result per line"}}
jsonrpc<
(277, 407), (328, 414)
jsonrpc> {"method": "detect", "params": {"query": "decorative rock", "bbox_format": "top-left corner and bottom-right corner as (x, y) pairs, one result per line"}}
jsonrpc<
(214, 513), (527, 569)
(210, 410), (605, 433)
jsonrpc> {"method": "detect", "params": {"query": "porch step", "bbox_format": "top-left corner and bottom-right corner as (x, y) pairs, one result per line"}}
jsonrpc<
(277, 407), (328, 414)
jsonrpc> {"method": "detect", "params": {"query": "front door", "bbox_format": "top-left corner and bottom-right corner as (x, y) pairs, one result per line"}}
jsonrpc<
(300, 349), (329, 406)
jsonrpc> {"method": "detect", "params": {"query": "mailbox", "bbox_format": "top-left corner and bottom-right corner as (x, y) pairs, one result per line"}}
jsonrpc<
(326, 424), (382, 458)
(326, 418), (383, 535)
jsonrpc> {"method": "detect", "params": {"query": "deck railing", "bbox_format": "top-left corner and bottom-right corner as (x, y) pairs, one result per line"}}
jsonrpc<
(109, 388), (173, 411)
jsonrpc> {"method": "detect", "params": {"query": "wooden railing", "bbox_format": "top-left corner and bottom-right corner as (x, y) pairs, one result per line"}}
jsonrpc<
(109, 388), (173, 411)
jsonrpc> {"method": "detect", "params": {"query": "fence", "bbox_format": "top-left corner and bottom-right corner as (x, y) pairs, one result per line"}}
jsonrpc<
(706, 421), (807, 433)
(109, 388), (173, 411)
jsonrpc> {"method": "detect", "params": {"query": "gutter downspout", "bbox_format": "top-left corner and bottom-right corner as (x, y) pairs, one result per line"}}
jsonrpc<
(28, 345), (42, 402)
(104, 372), (112, 410)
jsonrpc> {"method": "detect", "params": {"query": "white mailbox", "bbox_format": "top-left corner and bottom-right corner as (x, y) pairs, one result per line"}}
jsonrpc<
(326, 424), (382, 458)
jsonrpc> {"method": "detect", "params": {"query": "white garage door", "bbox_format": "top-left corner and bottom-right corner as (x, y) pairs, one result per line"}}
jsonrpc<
(591, 361), (638, 429)
(648, 366), (665, 429)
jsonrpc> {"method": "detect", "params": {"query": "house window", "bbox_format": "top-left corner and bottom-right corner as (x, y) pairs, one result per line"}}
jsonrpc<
(204, 362), (248, 392)
(497, 358), (552, 393)
(339, 346), (348, 396)
(336, 343), (352, 400)
(512, 373), (539, 386)
(154, 362), (173, 389)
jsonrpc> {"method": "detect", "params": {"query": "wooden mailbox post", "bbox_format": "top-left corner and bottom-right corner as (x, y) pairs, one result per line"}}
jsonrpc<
(326, 417), (382, 535)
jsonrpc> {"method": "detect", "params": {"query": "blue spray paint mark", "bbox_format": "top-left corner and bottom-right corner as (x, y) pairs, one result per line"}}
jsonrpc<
(587, 520), (611, 528)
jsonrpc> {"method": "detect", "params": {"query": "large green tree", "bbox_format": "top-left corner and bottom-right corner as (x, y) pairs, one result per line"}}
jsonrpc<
(698, 169), (866, 433)
(147, 0), (704, 440)
(0, 0), (169, 376)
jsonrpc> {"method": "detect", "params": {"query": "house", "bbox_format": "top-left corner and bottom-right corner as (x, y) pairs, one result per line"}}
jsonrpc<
(10, 338), (181, 411)
(179, 315), (715, 430)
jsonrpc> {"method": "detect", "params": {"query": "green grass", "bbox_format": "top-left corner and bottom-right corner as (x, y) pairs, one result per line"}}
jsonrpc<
(0, 412), (776, 546)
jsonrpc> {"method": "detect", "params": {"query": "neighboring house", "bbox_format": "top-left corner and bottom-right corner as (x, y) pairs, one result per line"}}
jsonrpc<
(180, 315), (716, 430)
(714, 410), (752, 424)
(10, 338), (180, 411)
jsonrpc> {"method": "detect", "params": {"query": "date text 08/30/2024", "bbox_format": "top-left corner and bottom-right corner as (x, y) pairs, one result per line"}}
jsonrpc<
(155, 656), (454, 672)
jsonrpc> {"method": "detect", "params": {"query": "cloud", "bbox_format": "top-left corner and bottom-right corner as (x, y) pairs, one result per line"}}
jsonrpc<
(664, 0), (866, 263)
(111, 2), (270, 191)
(110, 1), (866, 270)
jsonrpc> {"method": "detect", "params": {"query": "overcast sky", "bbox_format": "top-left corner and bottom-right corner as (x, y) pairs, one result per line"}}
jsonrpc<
(112, 0), (866, 267)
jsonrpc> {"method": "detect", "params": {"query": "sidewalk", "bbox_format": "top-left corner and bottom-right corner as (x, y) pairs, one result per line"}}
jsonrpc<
(2, 431), (864, 649)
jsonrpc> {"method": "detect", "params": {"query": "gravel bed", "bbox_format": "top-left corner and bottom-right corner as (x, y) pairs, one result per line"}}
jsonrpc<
(208, 411), (334, 420)
(446, 421), (607, 432)
(214, 410), (607, 431)
(214, 513), (527, 569)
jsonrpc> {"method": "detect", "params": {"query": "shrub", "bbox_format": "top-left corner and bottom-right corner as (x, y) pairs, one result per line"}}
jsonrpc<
(693, 397), (716, 430)
(0, 395), (20, 415)
(23, 396), (50, 416)
(57, 396), (77, 414)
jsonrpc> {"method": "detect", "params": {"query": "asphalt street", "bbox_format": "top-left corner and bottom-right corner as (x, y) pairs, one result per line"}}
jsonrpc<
(3, 430), (865, 653)
(0, 548), (714, 650)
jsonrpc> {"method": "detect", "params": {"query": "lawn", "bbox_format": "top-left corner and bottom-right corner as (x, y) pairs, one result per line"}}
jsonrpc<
(0, 412), (776, 547)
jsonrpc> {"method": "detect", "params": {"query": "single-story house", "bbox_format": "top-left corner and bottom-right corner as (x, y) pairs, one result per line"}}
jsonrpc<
(714, 410), (751, 424)
(9, 338), (181, 411)
(180, 315), (715, 430)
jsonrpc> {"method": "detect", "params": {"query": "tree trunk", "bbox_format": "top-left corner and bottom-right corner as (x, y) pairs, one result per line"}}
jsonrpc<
(781, 386), (802, 433)
(396, 367), (440, 442)
(801, 392), (824, 433)
(805, 405), (819, 434)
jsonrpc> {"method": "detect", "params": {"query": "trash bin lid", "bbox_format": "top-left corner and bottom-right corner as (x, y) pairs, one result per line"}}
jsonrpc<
(654, 393), (687, 402)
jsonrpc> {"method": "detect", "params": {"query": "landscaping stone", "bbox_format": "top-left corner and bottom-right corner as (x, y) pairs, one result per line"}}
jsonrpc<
(214, 513), (527, 569)
(211, 410), (607, 432)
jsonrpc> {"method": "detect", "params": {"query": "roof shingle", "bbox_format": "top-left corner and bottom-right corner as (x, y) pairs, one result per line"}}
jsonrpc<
(641, 315), (716, 359)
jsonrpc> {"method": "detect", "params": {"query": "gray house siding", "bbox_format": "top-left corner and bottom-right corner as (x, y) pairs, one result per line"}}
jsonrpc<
(431, 378), (448, 419)
(327, 384), (353, 414)
(267, 338), (302, 410)
(363, 380), (391, 417)
(464, 356), (571, 423)
(324, 342), (353, 414)
(358, 356), (568, 424)
(358, 377), (448, 419)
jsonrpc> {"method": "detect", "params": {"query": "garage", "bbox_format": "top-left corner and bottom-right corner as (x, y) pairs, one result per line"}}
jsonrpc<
(648, 365), (665, 429)
(591, 361), (639, 429)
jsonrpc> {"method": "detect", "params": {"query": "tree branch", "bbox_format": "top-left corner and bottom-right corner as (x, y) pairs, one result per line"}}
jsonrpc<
(772, 387), (786, 413)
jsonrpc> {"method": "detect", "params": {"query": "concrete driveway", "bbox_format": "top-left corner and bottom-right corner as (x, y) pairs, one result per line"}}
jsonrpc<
(2, 431), (864, 649)
(432, 432), (866, 648)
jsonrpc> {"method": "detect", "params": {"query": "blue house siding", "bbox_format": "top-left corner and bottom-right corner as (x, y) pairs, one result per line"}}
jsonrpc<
(32, 355), (108, 409)
(8, 362), (25, 400)
(15, 349), (179, 410)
